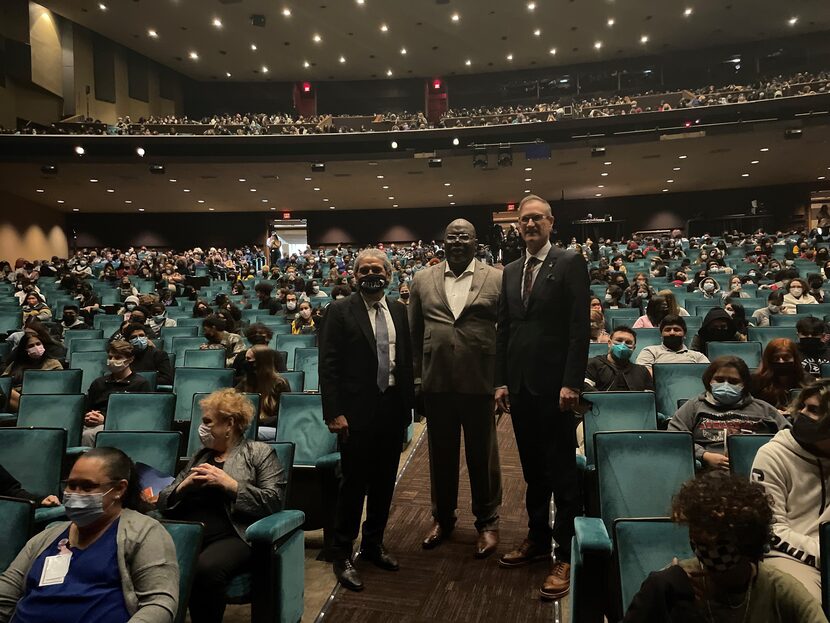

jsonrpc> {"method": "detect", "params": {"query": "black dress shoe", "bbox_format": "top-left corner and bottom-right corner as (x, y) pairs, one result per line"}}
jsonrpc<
(359, 546), (400, 571)
(333, 559), (364, 591)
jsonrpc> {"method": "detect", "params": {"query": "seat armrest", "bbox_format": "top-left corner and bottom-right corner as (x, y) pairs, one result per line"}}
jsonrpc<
(314, 452), (341, 470)
(575, 454), (587, 471)
(574, 517), (612, 555)
(246, 509), (305, 543)
(157, 384), (173, 392)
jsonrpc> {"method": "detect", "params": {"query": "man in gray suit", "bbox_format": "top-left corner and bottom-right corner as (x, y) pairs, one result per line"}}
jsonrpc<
(409, 219), (503, 558)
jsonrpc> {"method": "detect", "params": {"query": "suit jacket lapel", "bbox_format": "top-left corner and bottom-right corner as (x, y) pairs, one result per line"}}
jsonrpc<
(432, 262), (453, 315)
(527, 247), (559, 309)
(459, 261), (486, 317)
(350, 294), (376, 351)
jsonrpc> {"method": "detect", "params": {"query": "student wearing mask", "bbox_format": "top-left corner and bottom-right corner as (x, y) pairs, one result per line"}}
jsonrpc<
(397, 283), (411, 306)
(282, 293), (299, 321)
(301, 280), (328, 302)
(291, 301), (317, 335)
(118, 277), (137, 300)
(632, 295), (669, 329)
(584, 326), (653, 392)
(753, 290), (785, 327)
(751, 339), (811, 411)
(145, 303), (177, 339)
(623, 471), (826, 622)
(82, 340), (151, 446)
(157, 389), (285, 623)
(783, 278), (818, 315)
(231, 324), (285, 384)
(807, 274), (825, 303)
(59, 304), (90, 337)
(603, 284), (627, 309)
(752, 382), (830, 603)
(119, 295), (141, 320)
(1, 333), (63, 411)
(589, 309), (611, 343)
(254, 283), (281, 316)
(635, 315), (710, 373)
(21, 293), (51, 322)
(796, 317), (830, 377)
(723, 275), (750, 299)
(691, 307), (745, 354)
(122, 323), (173, 386)
(669, 356), (789, 470)
(724, 300), (750, 339)
(0, 448), (179, 622)
(192, 299), (212, 318)
(697, 276), (722, 299)
(235, 346), (291, 442)
(200, 315), (245, 367)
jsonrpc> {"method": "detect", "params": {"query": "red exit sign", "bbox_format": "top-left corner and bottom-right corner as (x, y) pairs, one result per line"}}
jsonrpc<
(282, 211), (291, 219)
(507, 203), (516, 211)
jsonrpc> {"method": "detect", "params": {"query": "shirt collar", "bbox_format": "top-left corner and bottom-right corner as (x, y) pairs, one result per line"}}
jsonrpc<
(527, 241), (552, 265)
(361, 294), (388, 312)
(444, 259), (477, 278)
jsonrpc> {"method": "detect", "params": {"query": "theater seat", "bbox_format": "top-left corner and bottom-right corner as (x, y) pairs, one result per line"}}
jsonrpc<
(579, 392), (657, 470)
(652, 363), (709, 419)
(95, 430), (181, 476)
(727, 433), (774, 477)
(706, 341), (762, 367)
(105, 392), (175, 432)
(17, 394), (85, 451)
(21, 369), (83, 395)
(275, 335), (316, 370)
(280, 371), (305, 393)
(172, 368), (234, 422)
(182, 348), (225, 368)
(747, 326), (798, 352)
(69, 351), (108, 394)
(0, 496), (35, 573)
(161, 521), (204, 623)
(293, 348), (318, 392)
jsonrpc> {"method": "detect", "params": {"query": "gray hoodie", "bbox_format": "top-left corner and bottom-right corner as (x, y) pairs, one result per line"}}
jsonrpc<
(668, 392), (789, 460)
(752, 429), (830, 569)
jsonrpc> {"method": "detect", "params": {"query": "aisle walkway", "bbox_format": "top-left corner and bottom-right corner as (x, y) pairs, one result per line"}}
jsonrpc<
(318, 415), (567, 623)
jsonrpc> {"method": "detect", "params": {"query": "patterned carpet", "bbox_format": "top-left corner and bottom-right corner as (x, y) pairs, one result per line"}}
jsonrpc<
(320, 415), (568, 623)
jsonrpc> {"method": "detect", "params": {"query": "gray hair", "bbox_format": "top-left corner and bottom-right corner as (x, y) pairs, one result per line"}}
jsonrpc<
(518, 194), (552, 215)
(354, 248), (392, 275)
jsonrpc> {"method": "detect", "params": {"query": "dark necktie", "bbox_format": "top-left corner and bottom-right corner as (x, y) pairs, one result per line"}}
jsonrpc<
(374, 302), (390, 392)
(522, 256), (540, 308)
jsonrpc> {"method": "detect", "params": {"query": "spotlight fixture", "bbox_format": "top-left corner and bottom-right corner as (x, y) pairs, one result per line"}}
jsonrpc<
(452, 137), (460, 146)
(428, 158), (443, 168)
(148, 29), (158, 38)
(591, 146), (607, 157)
(136, 147), (146, 157)
(784, 128), (803, 139)
(498, 145), (513, 167)
(74, 146), (85, 156)
(41, 164), (58, 175)
(149, 164), (166, 174)
(391, 141), (398, 149)
(473, 147), (489, 169)
(311, 163), (326, 173)
(212, 18), (223, 28)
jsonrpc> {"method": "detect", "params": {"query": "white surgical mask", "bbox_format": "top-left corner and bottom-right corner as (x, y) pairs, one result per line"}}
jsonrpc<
(107, 359), (129, 373)
(198, 423), (215, 448)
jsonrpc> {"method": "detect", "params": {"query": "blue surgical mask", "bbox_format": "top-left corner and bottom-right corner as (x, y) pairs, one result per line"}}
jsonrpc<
(129, 336), (148, 351)
(710, 381), (744, 405)
(63, 488), (112, 527)
(610, 342), (633, 362)
(153, 314), (165, 323)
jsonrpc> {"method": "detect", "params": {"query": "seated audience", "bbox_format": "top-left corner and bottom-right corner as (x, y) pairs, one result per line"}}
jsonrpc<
(584, 326), (654, 392)
(291, 301), (317, 335)
(669, 356), (789, 470)
(632, 295), (668, 329)
(282, 292), (299, 320)
(118, 295), (140, 319)
(724, 299), (750, 338)
(783, 278), (818, 314)
(0, 448), (179, 622)
(656, 289), (689, 317)
(157, 389), (286, 623)
(753, 290), (785, 326)
(254, 283), (281, 315)
(21, 293), (51, 322)
(193, 299), (212, 318)
(723, 275), (751, 299)
(752, 381), (830, 603)
(697, 276), (722, 299)
(59, 304), (90, 336)
(1, 332), (63, 411)
(623, 471), (826, 622)
(691, 307), (745, 354)
(0, 462), (60, 507)
(145, 302), (177, 339)
(122, 322), (173, 386)
(751, 338), (811, 411)
(397, 282), (411, 306)
(635, 315), (710, 372)
(589, 309), (610, 343)
(796, 316), (830, 377)
(235, 346), (291, 441)
(231, 323), (286, 383)
(200, 315), (245, 366)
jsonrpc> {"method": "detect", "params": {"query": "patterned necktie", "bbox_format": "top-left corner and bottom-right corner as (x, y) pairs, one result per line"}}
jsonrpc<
(522, 256), (540, 308)
(374, 302), (390, 392)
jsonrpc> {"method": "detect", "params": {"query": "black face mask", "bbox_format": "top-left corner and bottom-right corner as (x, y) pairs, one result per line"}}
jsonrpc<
(244, 361), (257, 374)
(771, 361), (798, 376)
(358, 274), (388, 294)
(663, 335), (684, 350)
(792, 416), (830, 455)
(400, 292), (410, 300)
(801, 337), (824, 351)
(62, 314), (77, 324)
(707, 328), (733, 342)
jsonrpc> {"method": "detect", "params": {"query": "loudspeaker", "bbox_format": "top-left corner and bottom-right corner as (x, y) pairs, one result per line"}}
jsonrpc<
(251, 14), (266, 27)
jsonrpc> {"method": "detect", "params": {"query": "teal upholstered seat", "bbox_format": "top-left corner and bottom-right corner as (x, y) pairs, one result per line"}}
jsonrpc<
(0, 376), (12, 412)
(92, 315), (124, 334)
(747, 326), (798, 353)
(588, 342), (608, 358)
(603, 308), (640, 333)
(183, 348), (225, 368)
(95, 430), (181, 475)
(615, 519), (693, 615)
(17, 394), (85, 449)
(705, 341), (762, 367)
(770, 313), (814, 327)
(821, 522), (830, 618)
(172, 368), (233, 422)
(0, 496), (35, 573)
(580, 392), (657, 469)
(727, 433), (774, 477)
(161, 521), (204, 623)
(280, 371), (305, 393)
(798, 303), (830, 317)
(63, 329), (104, 349)
(186, 393), (260, 456)
(139, 370), (158, 392)
(293, 348), (318, 392)
(652, 363), (709, 418)
(22, 369), (82, 395)
(0, 428), (66, 524)
(275, 335), (316, 370)
(69, 351), (108, 394)
(105, 392), (175, 431)
(170, 337), (209, 367)
(68, 338), (108, 356)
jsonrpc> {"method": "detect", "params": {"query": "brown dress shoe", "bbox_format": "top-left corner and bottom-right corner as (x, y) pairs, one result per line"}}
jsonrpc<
(498, 538), (551, 568)
(422, 522), (452, 550)
(475, 530), (499, 559)
(540, 561), (571, 600)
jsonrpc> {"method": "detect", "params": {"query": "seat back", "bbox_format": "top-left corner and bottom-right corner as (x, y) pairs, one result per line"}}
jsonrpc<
(583, 392), (657, 466)
(0, 496), (35, 573)
(186, 392), (260, 456)
(17, 394), (85, 447)
(275, 335), (316, 370)
(92, 315), (124, 334)
(630, 329), (662, 361)
(68, 338), (109, 356)
(183, 349), (225, 368)
(652, 363), (709, 417)
(170, 337), (209, 367)
(747, 326), (799, 353)
(727, 434), (774, 477)
(293, 348), (319, 391)
(0, 428), (65, 497)
(0, 376), (11, 411)
(280, 371), (305, 393)
(269, 442), (296, 508)
(95, 430), (181, 475)
(798, 303), (830, 317)
(275, 393), (336, 466)
(22, 369), (83, 395)
(770, 313), (814, 327)
(140, 370), (158, 391)
(705, 341), (762, 368)
(595, 431), (695, 532)
(615, 519), (693, 615)
(62, 329), (104, 348)
(105, 393), (175, 431)
(603, 308), (640, 333)
(172, 368), (234, 422)
(69, 351), (108, 394)
(162, 521), (204, 623)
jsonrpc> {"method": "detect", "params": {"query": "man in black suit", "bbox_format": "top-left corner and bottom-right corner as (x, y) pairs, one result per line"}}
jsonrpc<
(319, 248), (415, 591)
(495, 194), (590, 601)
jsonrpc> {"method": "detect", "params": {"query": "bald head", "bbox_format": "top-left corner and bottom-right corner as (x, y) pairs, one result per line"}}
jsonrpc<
(445, 219), (476, 238)
(444, 218), (478, 273)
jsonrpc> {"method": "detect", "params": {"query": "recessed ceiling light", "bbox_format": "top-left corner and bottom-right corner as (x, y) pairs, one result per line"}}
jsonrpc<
(212, 18), (222, 28)
(760, 147), (769, 152)
(741, 173), (750, 177)
(598, 185), (605, 188)
(607, 18), (615, 26)
(549, 48), (557, 55)
(533, 29), (541, 36)
(251, 43), (258, 51)
(399, 47), (407, 55)
(506, 53), (513, 61)
(98, 2), (107, 10)
(678, 154), (688, 159)
(819, 176), (827, 180)
(788, 16), (798, 26)
(136, 147), (145, 157)
(356, 0), (365, 5)
(447, 194), (454, 197)
(594, 41), (603, 50)
(390, 141), (398, 149)
(380, 24), (388, 32)
(262, 199), (269, 203)
(323, 198), (329, 201)
(683, 7), (693, 17)
(313, 187), (321, 191)
(74, 146), (85, 155)
(169, 178), (176, 182)
(57, 200), (64, 204)
(666, 179), (674, 183)
(662, 188), (669, 192)
(601, 172), (609, 176)
(36, 189), (44, 193)
(640, 35), (649, 44)
(392, 204), (398, 208)
(377, 175), (384, 179)
(524, 189), (531, 193)
(183, 189), (191, 192)
(444, 182), (452, 186)
(595, 193), (602, 197)
(386, 69), (393, 76)
(329, 206), (336, 210)
(89, 178), (98, 183)
(388, 196), (395, 200)
(673, 167), (681, 171)
(271, 206), (277, 210)
(449, 202), (455, 206)
(72, 208), (79, 211)
(303, 60), (310, 68)
(238, 178), (247, 182)
(465, 59), (472, 66)
(527, 2), (536, 10)
(197, 199), (205, 204)
(382, 185), (390, 189)
(339, 56), (346, 63)
(106, 188), (115, 193)
(451, 13), (460, 22)
(524, 167), (532, 172)
(208, 207), (215, 211)
(282, 8), (292, 17)
(147, 29), (158, 38)
(603, 161), (612, 165)
(750, 160), (760, 164)
(249, 188), (257, 192)
(262, 65), (269, 73)
(226, 71), (232, 77)
(313, 34), (322, 43)
(452, 138), (460, 146)
(124, 200), (132, 204)
(189, 51), (199, 60)
(524, 178), (532, 182)
(305, 177), (312, 181)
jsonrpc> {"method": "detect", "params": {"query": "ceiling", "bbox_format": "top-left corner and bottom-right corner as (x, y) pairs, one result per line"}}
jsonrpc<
(38, 0), (830, 82)
(3, 121), (829, 214)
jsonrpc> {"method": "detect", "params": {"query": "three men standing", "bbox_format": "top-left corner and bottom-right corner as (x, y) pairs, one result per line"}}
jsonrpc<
(409, 219), (503, 558)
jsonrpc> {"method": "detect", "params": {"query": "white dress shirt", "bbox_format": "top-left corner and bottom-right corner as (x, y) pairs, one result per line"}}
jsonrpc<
(443, 259), (477, 319)
(361, 294), (397, 386)
(520, 240), (552, 300)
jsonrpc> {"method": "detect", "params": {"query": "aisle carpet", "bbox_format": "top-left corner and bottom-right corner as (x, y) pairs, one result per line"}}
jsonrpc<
(319, 415), (567, 623)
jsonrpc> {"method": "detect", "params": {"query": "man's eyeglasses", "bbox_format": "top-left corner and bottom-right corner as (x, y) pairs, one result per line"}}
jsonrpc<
(445, 234), (473, 243)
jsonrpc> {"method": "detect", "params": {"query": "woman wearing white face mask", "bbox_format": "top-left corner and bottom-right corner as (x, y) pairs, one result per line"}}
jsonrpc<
(1, 333), (63, 412)
(157, 389), (285, 623)
(782, 278), (818, 315)
(82, 341), (151, 446)
(291, 301), (317, 334)
(0, 447), (179, 622)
